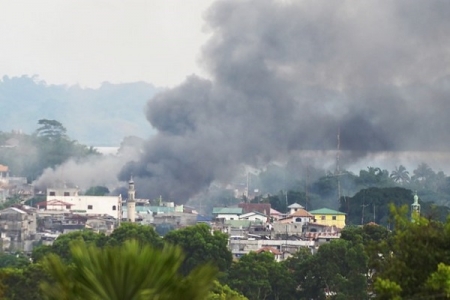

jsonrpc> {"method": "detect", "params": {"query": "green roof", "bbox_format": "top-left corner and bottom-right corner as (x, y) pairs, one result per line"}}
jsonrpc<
(212, 207), (243, 214)
(308, 208), (346, 215)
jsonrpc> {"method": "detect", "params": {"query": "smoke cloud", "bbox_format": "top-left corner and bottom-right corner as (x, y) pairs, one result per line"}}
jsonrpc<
(120, 0), (450, 202)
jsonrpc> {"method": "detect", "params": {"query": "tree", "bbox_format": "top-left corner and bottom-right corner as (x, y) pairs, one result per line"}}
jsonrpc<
(228, 252), (275, 300)
(106, 222), (163, 248)
(164, 224), (232, 275)
(390, 165), (410, 184)
(287, 239), (368, 300)
(32, 230), (105, 263)
(411, 163), (434, 182)
(373, 204), (450, 299)
(207, 280), (248, 300)
(0, 252), (30, 269)
(41, 240), (217, 300)
(0, 263), (50, 300)
(35, 119), (68, 140)
(84, 186), (109, 196)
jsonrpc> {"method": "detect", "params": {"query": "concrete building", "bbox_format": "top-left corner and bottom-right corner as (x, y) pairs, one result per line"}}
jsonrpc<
(45, 188), (122, 219)
(0, 206), (37, 252)
(309, 208), (346, 228)
(212, 207), (243, 221)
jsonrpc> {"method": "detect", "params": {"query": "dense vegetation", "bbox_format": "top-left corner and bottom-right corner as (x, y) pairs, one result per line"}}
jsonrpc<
(0, 119), (99, 182)
(2, 208), (450, 299)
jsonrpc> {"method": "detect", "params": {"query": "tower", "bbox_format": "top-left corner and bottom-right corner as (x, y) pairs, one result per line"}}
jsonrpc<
(127, 177), (136, 222)
(411, 191), (421, 221)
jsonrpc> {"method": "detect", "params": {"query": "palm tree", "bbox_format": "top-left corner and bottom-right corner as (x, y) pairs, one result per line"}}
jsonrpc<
(390, 165), (410, 184)
(412, 163), (434, 183)
(41, 240), (217, 300)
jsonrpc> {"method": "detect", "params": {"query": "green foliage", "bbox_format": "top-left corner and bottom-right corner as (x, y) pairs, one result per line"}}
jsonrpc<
(373, 278), (402, 300)
(373, 204), (450, 299)
(426, 263), (450, 298)
(286, 239), (368, 300)
(106, 222), (163, 248)
(84, 186), (110, 196)
(0, 196), (23, 210)
(340, 187), (450, 226)
(0, 263), (49, 300)
(32, 230), (105, 263)
(0, 120), (99, 182)
(227, 251), (297, 300)
(0, 253), (30, 269)
(207, 280), (248, 300)
(35, 119), (68, 140)
(41, 240), (218, 300)
(164, 223), (232, 275)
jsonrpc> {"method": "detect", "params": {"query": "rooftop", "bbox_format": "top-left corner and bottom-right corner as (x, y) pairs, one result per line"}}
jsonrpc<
(308, 208), (346, 215)
(212, 207), (243, 214)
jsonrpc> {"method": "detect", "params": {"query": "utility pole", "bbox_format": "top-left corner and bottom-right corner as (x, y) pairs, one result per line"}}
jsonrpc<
(305, 164), (309, 210)
(373, 202), (376, 223)
(361, 203), (369, 225)
(336, 127), (341, 202)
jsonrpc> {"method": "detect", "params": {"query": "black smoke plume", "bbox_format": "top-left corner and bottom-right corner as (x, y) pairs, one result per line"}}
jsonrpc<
(120, 0), (450, 202)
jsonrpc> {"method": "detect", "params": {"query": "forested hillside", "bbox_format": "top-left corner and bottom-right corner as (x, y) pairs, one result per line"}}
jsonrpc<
(0, 119), (100, 182)
(0, 75), (159, 145)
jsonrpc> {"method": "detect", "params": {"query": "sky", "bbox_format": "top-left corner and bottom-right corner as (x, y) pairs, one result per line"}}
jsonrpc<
(0, 0), (212, 88)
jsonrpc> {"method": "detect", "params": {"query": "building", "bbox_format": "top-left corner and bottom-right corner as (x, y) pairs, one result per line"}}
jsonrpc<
(212, 207), (243, 221)
(45, 188), (122, 219)
(0, 206), (37, 252)
(309, 208), (346, 228)
(127, 177), (136, 222)
(239, 211), (268, 222)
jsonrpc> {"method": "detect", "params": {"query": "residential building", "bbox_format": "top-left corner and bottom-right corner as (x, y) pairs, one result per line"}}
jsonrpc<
(309, 208), (346, 228)
(239, 211), (268, 222)
(212, 207), (243, 221)
(0, 205), (37, 252)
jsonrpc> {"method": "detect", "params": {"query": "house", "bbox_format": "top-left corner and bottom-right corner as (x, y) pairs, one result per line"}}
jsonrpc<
(239, 211), (268, 222)
(309, 208), (346, 228)
(278, 208), (314, 225)
(212, 207), (243, 221)
(256, 246), (283, 262)
(287, 203), (305, 214)
(0, 206), (37, 252)
(238, 203), (271, 218)
(270, 208), (283, 221)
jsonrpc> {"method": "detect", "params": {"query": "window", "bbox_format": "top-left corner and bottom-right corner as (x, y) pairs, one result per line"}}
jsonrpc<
(65, 205), (70, 209)
(64, 192), (70, 196)
(88, 205), (93, 210)
(49, 191), (55, 196)
(321, 215), (326, 220)
(112, 205), (116, 211)
(295, 217), (302, 223)
(332, 215), (337, 220)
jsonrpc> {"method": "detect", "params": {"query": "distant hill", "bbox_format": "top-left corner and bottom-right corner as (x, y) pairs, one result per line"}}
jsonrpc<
(0, 75), (161, 146)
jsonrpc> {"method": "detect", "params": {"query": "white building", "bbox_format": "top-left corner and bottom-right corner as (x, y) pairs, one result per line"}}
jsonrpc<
(45, 188), (122, 219)
(239, 211), (268, 222)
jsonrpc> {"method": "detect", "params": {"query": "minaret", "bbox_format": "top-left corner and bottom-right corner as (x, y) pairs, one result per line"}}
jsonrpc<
(127, 177), (136, 222)
(411, 191), (421, 220)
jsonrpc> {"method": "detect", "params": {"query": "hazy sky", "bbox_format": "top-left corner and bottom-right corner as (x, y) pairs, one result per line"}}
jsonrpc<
(0, 0), (212, 88)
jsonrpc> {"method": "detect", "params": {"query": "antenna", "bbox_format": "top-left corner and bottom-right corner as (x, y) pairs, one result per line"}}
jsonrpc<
(305, 164), (309, 210)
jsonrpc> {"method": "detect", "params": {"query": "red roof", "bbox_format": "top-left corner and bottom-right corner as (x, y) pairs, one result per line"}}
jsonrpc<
(290, 209), (313, 217)
(256, 246), (282, 255)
